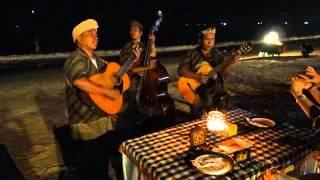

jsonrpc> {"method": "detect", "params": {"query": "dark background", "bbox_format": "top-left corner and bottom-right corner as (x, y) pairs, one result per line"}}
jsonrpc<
(1, 0), (320, 55)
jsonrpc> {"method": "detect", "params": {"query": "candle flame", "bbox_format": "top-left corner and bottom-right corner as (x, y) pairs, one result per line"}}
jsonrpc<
(207, 111), (226, 131)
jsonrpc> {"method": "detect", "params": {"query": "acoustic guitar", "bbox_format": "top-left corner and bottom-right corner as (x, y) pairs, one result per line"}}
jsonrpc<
(178, 42), (252, 104)
(87, 44), (142, 115)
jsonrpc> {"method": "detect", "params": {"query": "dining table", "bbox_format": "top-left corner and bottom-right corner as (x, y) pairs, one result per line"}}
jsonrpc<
(121, 108), (319, 179)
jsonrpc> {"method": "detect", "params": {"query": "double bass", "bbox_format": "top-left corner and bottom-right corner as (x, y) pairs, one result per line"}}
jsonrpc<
(136, 10), (175, 123)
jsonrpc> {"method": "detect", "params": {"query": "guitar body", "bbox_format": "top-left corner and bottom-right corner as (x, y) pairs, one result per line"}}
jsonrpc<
(178, 64), (214, 104)
(88, 62), (130, 115)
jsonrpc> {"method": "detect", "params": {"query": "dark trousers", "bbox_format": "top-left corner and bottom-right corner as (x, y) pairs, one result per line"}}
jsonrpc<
(191, 93), (230, 116)
(74, 131), (123, 180)
(0, 144), (24, 180)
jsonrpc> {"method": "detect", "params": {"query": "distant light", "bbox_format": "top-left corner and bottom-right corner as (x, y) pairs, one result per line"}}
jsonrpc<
(257, 21), (263, 25)
(284, 21), (288, 25)
(31, 9), (35, 14)
(304, 21), (309, 25)
(220, 22), (227, 26)
(185, 24), (188, 26)
(263, 31), (283, 45)
(15, 25), (21, 32)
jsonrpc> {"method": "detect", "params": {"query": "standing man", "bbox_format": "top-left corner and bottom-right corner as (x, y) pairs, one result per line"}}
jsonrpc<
(118, 20), (157, 133)
(64, 19), (140, 180)
(120, 20), (157, 104)
(178, 27), (239, 115)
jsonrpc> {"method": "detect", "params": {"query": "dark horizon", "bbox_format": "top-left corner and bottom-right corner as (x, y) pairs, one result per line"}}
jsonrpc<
(1, 0), (320, 55)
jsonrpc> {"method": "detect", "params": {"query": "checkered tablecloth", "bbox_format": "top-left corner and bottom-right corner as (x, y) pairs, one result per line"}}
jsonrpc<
(122, 109), (318, 179)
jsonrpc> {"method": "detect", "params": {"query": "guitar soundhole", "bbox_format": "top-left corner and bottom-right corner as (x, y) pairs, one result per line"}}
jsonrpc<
(113, 74), (122, 86)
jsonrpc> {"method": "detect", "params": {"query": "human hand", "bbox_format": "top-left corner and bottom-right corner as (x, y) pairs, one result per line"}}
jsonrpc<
(148, 59), (157, 69)
(104, 88), (120, 100)
(198, 74), (209, 84)
(304, 66), (320, 85)
(290, 76), (312, 97)
(149, 33), (156, 44)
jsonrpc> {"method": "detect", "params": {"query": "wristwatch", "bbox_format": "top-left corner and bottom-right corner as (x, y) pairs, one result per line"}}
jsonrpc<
(296, 94), (307, 103)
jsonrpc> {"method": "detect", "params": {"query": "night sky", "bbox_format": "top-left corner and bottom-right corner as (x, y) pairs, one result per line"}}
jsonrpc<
(1, 0), (319, 55)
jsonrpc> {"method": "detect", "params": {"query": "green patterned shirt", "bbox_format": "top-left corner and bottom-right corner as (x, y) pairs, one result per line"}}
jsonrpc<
(64, 48), (106, 124)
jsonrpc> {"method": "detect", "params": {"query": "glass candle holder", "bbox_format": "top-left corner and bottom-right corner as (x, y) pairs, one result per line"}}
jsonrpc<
(207, 110), (227, 132)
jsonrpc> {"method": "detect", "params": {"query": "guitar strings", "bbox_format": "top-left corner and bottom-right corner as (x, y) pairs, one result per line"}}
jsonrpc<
(116, 50), (137, 77)
(212, 45), (250, 74)
(116, 44), (139, 77)
(117, 56), (134, 77)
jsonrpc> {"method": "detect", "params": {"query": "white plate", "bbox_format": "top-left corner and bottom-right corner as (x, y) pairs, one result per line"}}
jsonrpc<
(191, 153), (234, 175)
(246, 117), (275, 128)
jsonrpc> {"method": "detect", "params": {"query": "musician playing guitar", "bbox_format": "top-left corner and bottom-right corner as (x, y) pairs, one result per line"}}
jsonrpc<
(178, 27), (240, 115)
(64, 19), (140, 180)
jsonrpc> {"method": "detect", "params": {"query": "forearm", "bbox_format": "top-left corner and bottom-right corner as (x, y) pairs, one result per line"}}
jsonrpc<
(296, 95), (315, 119)
(295, 93), (320, 129)
(149, 44), (157, 57)
(309, 85), (320, 104)
(222, 64), (233, 76)
(179, 67), (201, 80)
(222, 54), (238, 75)
(132, 66), (151, 73)
(74, 78), (109, 96)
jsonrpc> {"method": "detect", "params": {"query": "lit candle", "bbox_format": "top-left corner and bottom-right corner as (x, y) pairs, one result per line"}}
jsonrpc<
(207, 111), (227, 132)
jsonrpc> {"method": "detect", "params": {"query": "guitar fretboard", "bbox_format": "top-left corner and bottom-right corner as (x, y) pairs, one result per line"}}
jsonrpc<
(208, 44), (251, 78)
(115, 50), (137, 78)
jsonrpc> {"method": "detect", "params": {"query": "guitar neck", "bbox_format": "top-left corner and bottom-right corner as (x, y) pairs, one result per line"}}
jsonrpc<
(115, 53), (136, 78)
(143, 39), (152, 67)
(207, 50), (240, 78)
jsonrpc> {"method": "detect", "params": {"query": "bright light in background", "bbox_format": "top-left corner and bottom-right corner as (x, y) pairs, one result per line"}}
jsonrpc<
(284, 21), (288, 25)
(31, 9), (35, 14)
(263, 31), (283, 45)
(15, 25), (21, 32)
(304, 21), (309, 25)
(257, 21), (263, 25)
(220, 22), (227, 26)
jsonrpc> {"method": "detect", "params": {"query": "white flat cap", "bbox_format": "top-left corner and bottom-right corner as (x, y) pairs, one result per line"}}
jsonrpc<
(72, 19), (99, 43)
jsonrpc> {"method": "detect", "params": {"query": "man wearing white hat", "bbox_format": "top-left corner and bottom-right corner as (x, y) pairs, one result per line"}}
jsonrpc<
(64, 19), (139, 180)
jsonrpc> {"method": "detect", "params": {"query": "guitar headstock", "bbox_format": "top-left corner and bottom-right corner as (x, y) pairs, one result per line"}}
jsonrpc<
(237, 42), (253, 55)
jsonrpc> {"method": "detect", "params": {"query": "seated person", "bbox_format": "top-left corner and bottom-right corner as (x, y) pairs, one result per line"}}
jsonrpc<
(178, 27), (239, 115)
(290, 66), (320, 177)
(263, 67), (320, 179)
(301, 41), (314, 57)
(290, 66), (320, 129)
